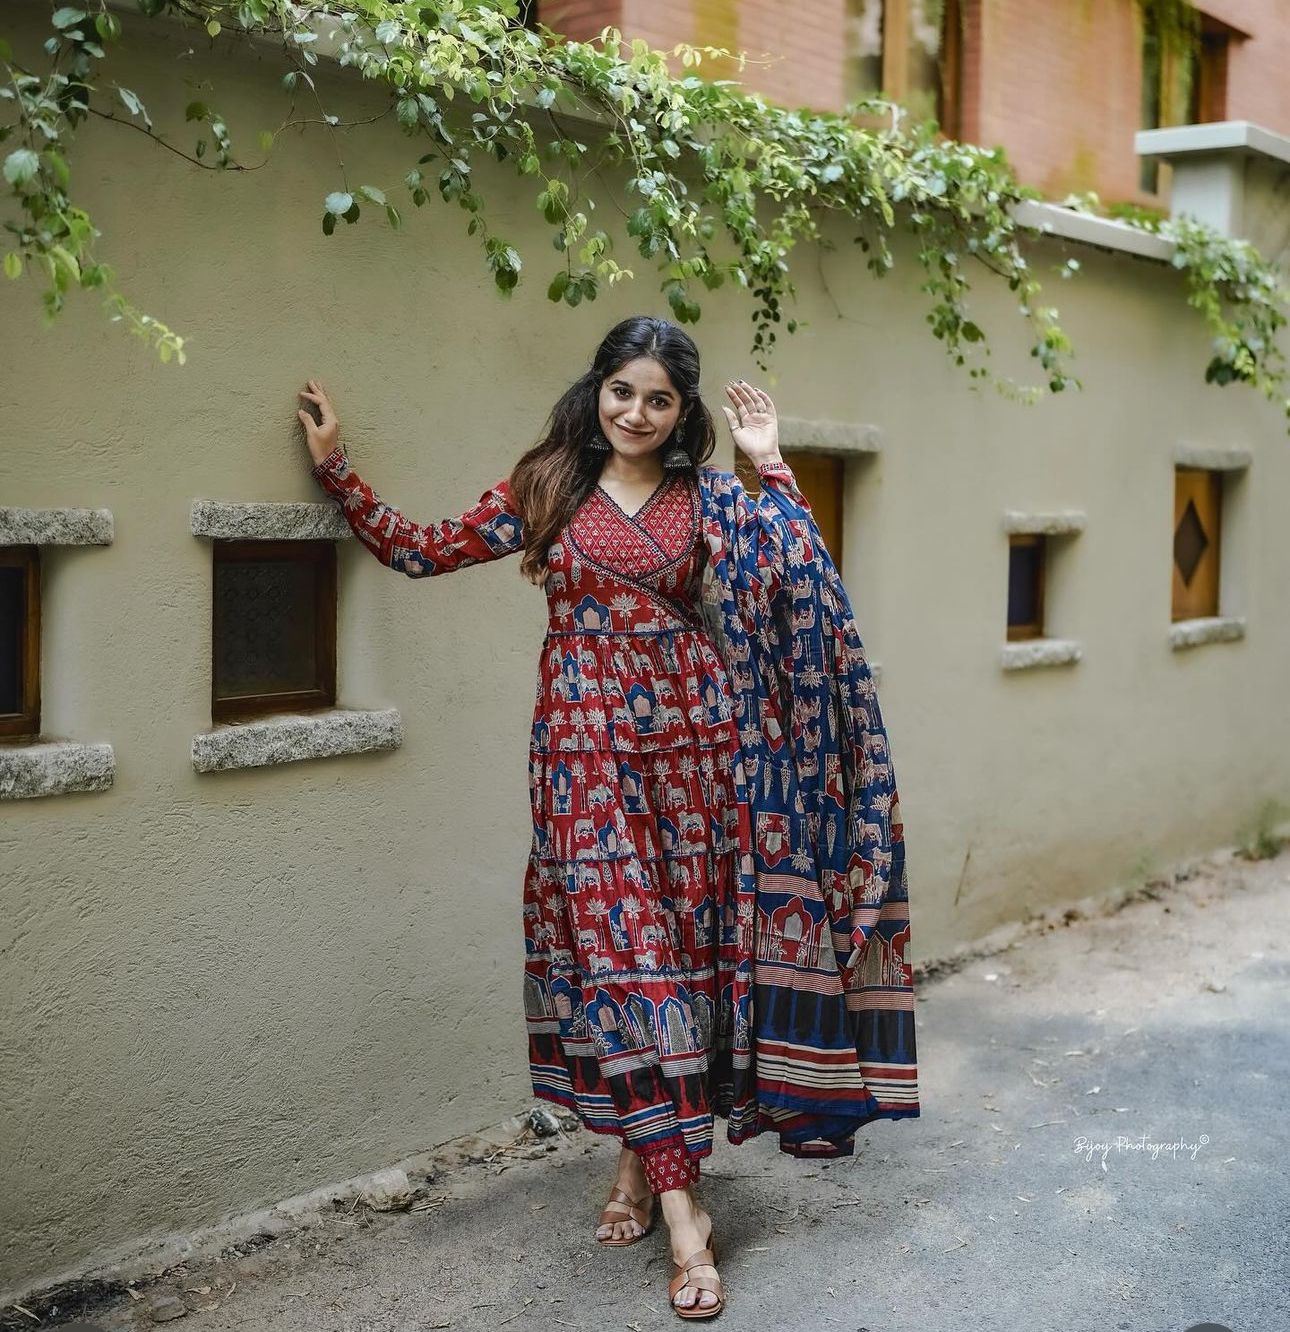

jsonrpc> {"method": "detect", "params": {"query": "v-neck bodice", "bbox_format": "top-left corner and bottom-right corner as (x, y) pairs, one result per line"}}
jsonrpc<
(546, 473), (704, 631)
(595, 476), (668, 522)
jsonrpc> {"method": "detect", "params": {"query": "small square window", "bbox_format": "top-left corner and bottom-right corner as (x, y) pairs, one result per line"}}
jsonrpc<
(212, 540), (336, 722)
(0, 546), (40, 739)
(1172, 467), (1221, 620)
(1006, 534), (1046, 640)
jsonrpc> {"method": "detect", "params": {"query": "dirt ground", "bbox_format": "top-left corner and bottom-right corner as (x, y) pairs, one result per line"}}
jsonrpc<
(12, 846), (1289, 1332)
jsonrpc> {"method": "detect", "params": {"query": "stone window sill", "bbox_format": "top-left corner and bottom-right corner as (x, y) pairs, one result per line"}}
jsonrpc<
(0, 740), (115, 800)
(0, 506), (113, 545)
(191, 708), (403, 773)
(1169, 616), (1246, 651)
(1172, 444), (1251, 471)
(1002, 510), (1086, 536)
(777, 417), (881, 456)
(191, 499), (352, 541)
(1001, 639), (1083, 672)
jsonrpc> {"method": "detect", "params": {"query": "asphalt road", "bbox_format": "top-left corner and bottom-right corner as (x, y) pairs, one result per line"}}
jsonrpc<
(27, 848), (1290, 1332)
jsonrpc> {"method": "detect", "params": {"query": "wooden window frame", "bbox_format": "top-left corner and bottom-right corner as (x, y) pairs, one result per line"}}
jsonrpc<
(1171, 467), (1222, 622)
(845, 0), (962, 135)
(211, 539), (337, 724)
(0, 545), (41, 740)
(937, 0), (964, 139)
(1189, 16), (1237, 125)
(1006, 534), (1046, 642)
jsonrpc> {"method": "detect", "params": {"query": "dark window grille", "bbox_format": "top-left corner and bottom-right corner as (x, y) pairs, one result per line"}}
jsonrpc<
(1006, 534), (1045, 641)
(1140, 24), (1163, 192)
(212, 540), (336, 722)
(0, 545), (40, 740)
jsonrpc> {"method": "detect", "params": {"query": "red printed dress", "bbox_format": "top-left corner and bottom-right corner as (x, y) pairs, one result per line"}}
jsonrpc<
(312, 449), (764, 1188)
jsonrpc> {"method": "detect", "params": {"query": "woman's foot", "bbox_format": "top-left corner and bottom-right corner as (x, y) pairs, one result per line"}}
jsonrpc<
(659, 1189), (723, 1316)
(595, 1145), (654, 1244)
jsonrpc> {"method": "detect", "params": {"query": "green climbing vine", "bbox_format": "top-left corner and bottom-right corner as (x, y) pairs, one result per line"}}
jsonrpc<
(0, 0), (1286, 421)
(1066, 191), (1288, 419)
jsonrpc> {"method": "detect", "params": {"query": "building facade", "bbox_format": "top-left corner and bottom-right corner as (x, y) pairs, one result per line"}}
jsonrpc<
(538, 0), (1290, 204)
(3, 0), (1289, 1302)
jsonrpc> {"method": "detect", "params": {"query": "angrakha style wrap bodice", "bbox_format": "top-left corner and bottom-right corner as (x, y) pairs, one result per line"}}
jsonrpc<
(313, 447), (918, 1186)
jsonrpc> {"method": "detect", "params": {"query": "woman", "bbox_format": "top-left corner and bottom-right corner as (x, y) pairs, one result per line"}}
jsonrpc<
(298, 316), (918, 1320)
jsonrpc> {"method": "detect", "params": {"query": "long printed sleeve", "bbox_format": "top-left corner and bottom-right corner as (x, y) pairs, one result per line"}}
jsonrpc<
(311, 447), (524, 577)
(753, 458), (812, 519)
(725, 459), (821, 599)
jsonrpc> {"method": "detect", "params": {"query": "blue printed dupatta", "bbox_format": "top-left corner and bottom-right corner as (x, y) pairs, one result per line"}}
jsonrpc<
(696, 466), (920, 1157)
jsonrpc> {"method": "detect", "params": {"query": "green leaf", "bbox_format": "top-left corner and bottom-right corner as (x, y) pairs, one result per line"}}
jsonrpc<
(358, 185), (387, 206)
(324, 191), (354, 216)
(547, 271), (570, 301)
(4, 252), (22, 280)
(257, 130), (274, 153)
(51, 8), (88, 30)
(44, 149), (70, 188)
(206, 19), (221, 37)
(385, 204), (401, 229)
(322, 210), (336, 236)
(3, 149), (39, 187)
(95, 12), (121, 42)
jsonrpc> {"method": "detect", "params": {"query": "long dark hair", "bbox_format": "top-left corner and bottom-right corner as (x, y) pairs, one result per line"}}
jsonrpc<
(509, 315), (717, 583)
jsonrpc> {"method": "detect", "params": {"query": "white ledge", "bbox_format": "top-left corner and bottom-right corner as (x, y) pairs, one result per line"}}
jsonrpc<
(0, 507), (113, 546)
(1001, 639), (1083, 672)
(1173, 445), (1252, 471)
(0, 741), (115, 800)
(779, 417), (881, 456)
(1169, 617), (1246, 651)
(192, 708), (403, 773)
(191, 500), (352, 542)
(1010, 200), (1177, 262)
(1136, 120), (1290, 168)
(1003, 510), (1087, 536)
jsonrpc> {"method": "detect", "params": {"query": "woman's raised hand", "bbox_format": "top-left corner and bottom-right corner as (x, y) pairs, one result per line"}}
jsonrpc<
(297, 379), (343, 467)
(721, 379), (781, 466)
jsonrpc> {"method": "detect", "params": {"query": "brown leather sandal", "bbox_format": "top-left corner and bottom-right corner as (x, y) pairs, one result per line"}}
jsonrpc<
(595, 1185), (656, 1247)
(668, 1227), (724, 1320)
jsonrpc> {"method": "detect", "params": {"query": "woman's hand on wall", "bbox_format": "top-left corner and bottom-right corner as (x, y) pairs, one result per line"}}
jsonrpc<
(722, 379), (782, 466)
(297, 379), (343, 467)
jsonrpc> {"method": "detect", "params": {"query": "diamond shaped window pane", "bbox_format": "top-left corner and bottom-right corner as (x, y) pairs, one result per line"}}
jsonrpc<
(1173, 498), (1209, 587)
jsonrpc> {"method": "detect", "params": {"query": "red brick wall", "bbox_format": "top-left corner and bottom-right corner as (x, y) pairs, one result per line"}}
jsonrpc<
(536, 0), (1290, 205)
(974, 0), (1290, 206)
(1200, 0), (1290, 133)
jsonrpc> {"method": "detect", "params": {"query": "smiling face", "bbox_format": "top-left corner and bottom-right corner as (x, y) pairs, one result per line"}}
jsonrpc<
(597, 356), (685, 461)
